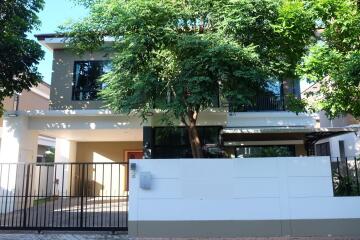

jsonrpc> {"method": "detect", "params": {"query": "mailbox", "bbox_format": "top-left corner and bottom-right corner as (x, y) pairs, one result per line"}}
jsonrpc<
(140, 172), (152, 190)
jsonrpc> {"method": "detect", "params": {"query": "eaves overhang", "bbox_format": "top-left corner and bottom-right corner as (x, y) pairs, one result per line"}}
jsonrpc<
(220, 126), (359, 147)
(34, 33), (116, 50)
(221, 126), (359, 135)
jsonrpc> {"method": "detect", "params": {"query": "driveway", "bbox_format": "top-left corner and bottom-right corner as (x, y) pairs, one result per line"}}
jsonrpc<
(0, 197), (128, 229)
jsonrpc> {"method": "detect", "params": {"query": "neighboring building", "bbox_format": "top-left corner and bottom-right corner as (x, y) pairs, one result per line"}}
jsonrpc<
(0, 81), (55, 161)
(302, 83), (360, 158)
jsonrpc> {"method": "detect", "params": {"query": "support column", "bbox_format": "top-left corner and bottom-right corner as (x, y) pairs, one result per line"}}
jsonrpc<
(54, 138), (77, 196)
(0, 114), (38, 213)
(0, 114), (38, 164)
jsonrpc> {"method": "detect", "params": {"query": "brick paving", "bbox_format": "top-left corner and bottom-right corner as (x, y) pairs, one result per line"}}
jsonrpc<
(0, 234), (360, 240)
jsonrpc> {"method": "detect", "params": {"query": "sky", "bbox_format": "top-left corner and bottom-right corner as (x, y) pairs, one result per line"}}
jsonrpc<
(30, 0), (89, 84)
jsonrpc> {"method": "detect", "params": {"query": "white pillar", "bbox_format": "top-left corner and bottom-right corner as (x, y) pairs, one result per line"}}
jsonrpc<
(54, 138), (77, 196)
(0, 115), (38, 164)
(0, 114), (38, 213)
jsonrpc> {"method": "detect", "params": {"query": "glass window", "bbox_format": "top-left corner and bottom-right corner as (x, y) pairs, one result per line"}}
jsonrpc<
(72, 61), (111, 101)
(266, 80), (282, 96)
(235, 145), (295, 158)
(152, 126), (222, 158)
(316, 142), (330, 156)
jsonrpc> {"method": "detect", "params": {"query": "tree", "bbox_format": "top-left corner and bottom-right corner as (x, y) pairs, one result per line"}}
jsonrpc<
(66, 0), (316, 157)
(0, 0), (45, 113)
(298, 0), (360, 119)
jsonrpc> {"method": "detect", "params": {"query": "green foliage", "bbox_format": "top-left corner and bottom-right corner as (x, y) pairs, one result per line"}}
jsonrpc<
(298, 0), (360, 119)
(66, 0), (315, 117)
(0, 0), (45, 114)
(285, 94), (309, 114)
(66, 0), (320, 156)
(260, 146), (294, 157)
(44, 148), (55, 163)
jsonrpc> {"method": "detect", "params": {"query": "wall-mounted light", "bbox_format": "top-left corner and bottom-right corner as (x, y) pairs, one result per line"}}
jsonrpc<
(7, 113), (18, 117)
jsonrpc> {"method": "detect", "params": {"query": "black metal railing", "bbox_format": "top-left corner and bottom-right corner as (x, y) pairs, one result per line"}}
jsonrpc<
(0, 162), (129, 231)
(330, 157), (360, 196)
(72, 89), (100, 101)
(229, 95), (285, 112)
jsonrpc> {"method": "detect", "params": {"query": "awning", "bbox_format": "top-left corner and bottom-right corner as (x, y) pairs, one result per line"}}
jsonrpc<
(220, 126), (359, 151)
(221, 126), (359, 135)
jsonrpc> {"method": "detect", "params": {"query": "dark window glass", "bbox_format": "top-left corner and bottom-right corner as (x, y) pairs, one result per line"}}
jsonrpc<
(154, 127), (189, 146)
(266, 81), (282, 96)
(235, 145), (295, 158)
(338, 140), (345, 159)
(36, 156), (44, 163)
(315, 142), (331, 156)
(72, 61), (111, 101)
(152, 126), (222, 158)
(229, 80), (285, 112)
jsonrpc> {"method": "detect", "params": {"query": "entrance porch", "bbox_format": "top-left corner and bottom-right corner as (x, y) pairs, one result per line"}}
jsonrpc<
(0, 110), (143, 231)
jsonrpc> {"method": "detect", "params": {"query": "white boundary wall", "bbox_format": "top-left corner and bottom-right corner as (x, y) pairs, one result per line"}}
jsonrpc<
(129, 157), (360, 222)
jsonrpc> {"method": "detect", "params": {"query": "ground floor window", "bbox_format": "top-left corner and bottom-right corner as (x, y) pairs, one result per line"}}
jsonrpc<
(235, 145), (296, 158)
(315, 142), (330, 156)
(152, 126), (222, 158)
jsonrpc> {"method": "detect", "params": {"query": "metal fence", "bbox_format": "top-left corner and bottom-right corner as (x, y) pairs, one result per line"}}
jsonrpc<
(0, 162), (129, 231)
(330, 157), (360, 196)
(229, 95), (285, 112)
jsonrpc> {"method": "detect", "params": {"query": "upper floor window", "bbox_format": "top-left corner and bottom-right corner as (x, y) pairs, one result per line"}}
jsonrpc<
(266, 80), (283, 96)
(72, 61), (111, 101)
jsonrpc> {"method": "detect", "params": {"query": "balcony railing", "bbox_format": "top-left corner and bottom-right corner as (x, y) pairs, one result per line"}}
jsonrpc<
(72, 89), (100, 101)
(229, 95), (285, 112)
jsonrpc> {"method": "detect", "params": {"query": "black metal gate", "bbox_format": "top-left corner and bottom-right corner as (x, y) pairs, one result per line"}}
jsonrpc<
(0, 162), (129, 231)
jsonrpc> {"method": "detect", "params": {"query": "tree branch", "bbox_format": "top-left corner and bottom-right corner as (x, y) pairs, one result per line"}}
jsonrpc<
(181, 115), (189, 127)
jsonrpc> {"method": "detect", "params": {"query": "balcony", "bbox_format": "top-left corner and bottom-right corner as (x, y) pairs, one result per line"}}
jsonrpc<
(227, 95), (315, 128)
(229, 95), (285, 112)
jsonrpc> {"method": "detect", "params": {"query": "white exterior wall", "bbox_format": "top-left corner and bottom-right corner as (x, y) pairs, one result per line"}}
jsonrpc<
(54, 138), (77, 195)
(316, 132), (360, 158)
(0, 115), (38, 213)
(129, 157), (360, 222)
(227, 112), (316, 128)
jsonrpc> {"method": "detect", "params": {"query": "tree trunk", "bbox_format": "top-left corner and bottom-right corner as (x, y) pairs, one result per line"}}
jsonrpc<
(186, 110), (203, 158)
(187, 123), (203, 158)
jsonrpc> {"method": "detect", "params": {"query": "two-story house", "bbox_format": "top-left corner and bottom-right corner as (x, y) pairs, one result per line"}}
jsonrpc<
(1, 33), (357, 166)
(1, 34), (360, 236)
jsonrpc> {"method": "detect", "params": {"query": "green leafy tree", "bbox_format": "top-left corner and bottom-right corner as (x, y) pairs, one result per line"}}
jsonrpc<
(66, 0), (316, 157)
(298, 0), (360, 119)
(0, 0), (45, 114)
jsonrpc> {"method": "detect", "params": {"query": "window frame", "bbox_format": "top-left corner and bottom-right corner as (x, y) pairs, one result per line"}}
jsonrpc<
(72, 60), (111, 101)
(315, 142), (331, 157)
